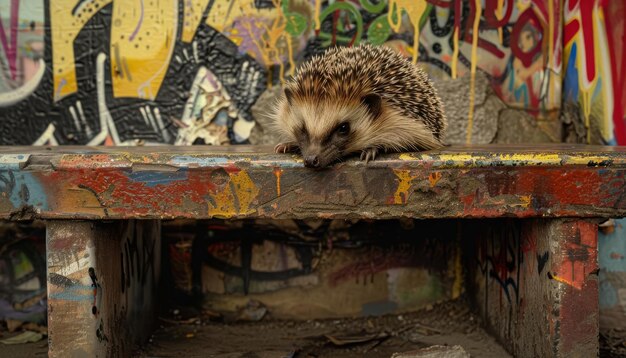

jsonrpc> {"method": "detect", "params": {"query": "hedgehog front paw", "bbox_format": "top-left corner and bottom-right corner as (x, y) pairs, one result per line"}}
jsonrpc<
(360, 147), (378, 164)
(274, 141), (299, 154)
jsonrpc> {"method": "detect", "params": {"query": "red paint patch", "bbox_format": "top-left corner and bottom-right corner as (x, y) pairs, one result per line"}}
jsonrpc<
(47, 169), (218, 216)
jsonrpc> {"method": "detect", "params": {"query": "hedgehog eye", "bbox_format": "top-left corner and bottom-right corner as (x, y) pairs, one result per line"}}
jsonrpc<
(337, 122), (350, 136)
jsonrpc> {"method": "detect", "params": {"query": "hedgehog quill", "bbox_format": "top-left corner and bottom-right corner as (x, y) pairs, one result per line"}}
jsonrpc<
(271, 43), (447, 169)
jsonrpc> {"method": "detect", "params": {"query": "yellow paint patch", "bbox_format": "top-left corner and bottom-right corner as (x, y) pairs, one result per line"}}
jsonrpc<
(393, 170), (417, 204)
(399, 153), (417, 161)
(110, 0), (178, 100)
(498, 153), (561, 162)
(428, 172), (442, 187)
(209, 170), (259, 218)
(182, 0), (212, 43)
(58, 186), (107, 217)
(552, 274), (582, 290)
(388, 0), (428, 64)
(434, 154), (476, 164)
(51, 0), (112, 101)
(519, 195), (532, 208)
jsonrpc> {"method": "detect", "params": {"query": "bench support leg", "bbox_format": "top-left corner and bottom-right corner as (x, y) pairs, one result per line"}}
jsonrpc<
(46, 220), (161, 358)
(467, 219), (599, 358)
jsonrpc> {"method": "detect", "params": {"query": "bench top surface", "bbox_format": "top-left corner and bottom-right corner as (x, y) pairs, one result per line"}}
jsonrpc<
(1, 144), (626, 166)
(0, 144), (625, 220)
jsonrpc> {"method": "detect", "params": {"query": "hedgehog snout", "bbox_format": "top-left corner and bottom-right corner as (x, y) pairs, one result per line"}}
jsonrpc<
(303, 155), (320, 168)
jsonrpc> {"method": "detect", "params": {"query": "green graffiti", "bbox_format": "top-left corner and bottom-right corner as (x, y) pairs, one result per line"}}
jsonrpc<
(318, 2), (364, 47)
(285, 12), (307, 36)
(359, 0), (386, 14)
(367, 14), (392, 45)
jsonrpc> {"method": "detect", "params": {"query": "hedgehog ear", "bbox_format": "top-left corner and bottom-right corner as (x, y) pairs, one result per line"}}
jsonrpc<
(361, 93), (382, 119)
(284, 87), (294, 105)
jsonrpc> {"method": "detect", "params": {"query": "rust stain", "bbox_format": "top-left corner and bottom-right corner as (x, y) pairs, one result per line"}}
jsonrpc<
(274, 168), (283, 196)
(428, 172), (442, 187)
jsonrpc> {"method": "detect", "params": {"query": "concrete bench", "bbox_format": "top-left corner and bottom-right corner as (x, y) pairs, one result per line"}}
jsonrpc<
(1, 144), (624, 358)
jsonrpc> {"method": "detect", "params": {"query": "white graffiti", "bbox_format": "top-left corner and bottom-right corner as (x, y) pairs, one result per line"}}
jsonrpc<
(0, 58), (45, 107)
(32, 123), (59, 145)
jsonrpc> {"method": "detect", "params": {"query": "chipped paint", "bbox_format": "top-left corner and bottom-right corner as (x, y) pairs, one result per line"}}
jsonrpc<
(0, 145), (624, 220)
(392, 169), (417, 205)
(208, 170), (260, 218)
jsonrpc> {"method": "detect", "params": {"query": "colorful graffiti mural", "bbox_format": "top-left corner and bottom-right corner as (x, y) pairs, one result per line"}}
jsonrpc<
(1, 0), (568, 146)
(563, 0), (626, 145)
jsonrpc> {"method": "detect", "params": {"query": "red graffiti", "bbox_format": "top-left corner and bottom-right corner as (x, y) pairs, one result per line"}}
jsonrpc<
(484, 0), (513, 28)
(604, 0), (626, 144)
(0, 0), (19, 80)
(510, 8), (544, 68)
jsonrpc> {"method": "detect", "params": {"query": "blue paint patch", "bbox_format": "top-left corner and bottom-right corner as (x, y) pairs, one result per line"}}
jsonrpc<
(360, 300), (398, 316)
(599, 218), (626, 273)
(170, 156), (230, 167)
(0, 170), (49, 210)
(564, 43), (579, 102)
(49, 284), (94, 302)
(599, 273), (619, 309)
(49, 292), (93, 302)
(127, 170), (188, 187)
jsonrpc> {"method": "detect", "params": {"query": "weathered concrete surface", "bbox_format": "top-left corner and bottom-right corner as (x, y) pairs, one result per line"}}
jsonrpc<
(249, 85), (282, 146)
(0, 145), (625, 220)
(434, 71), (503, 145)
(495, 109), (562, 144)
(391, 345), (470, 358)
(46, 220), (161, 358)
(466, 219), (599, 358)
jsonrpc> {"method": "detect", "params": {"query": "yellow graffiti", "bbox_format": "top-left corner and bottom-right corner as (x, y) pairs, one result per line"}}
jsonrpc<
(314, 0), (322, 31)
(465, 0), (481, 144)
(182, 0), (212, 43)
(564, 2), (614, 143)
(388, 0), (428, 64)
(547, 0), (554, 106)
(50, 0), (112, 101)
(207, 0), (296, 85)
(451, 26), (459, 79)
(209, 170), (260, 218)
(497, 0), (504, 45)
(110, 0), (177, 100)
(392, 170), (416, 204)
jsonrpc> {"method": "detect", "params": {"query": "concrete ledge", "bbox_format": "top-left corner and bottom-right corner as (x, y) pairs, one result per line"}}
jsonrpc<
(0, 144), (625, 220)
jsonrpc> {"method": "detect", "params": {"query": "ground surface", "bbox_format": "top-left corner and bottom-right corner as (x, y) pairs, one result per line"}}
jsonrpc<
(1, 299), (623, 357)
(136, 299), (511, 358)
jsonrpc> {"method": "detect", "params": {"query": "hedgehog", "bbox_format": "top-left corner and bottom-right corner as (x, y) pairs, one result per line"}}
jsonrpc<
(270, 43), (447, 169)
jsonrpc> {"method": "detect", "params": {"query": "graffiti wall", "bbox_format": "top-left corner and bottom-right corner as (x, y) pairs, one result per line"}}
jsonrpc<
(1, 0), (564, 146)
(561, 0), (626, 330)
(163, 219), (461, 319)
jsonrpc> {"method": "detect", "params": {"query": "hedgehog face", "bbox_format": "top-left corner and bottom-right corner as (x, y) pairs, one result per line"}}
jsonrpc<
(280, 93), (383, 168)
